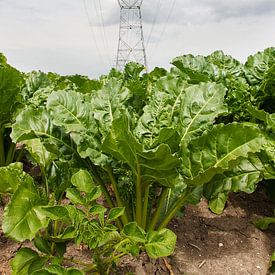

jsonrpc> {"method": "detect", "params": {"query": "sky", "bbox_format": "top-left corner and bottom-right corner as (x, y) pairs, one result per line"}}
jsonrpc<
(0, 0), (274, 78)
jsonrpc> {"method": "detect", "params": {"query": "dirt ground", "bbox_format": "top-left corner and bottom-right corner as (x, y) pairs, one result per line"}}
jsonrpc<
(1, 189), (275, 275)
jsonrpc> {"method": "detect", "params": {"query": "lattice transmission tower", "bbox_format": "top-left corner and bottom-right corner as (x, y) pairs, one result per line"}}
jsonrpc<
(116, 0), (147, 71)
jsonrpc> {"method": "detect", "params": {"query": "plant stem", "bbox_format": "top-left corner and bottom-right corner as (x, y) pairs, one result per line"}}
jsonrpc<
(88, 162), (115, 209)
(135, 164), (142, 227)
(158, 191), (192, 230)
(86, 161), (123, 230)
(5, 142), (16, 165)
(141, 184), (150, 229)
(41, 167), (49, 198)
(0, 127), (6, 166)
(148, 188), (169, 231)
(15, 147), (24, 162)
(106, 166), (129, 225)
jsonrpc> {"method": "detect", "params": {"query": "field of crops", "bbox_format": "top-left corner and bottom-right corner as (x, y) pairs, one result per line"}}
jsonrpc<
(0, 48), (274, 274)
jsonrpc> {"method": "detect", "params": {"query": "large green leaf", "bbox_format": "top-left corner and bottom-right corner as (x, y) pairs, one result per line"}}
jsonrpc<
(244, 47), (275, 86)
(0, 60), (23, 125)
(135, 76), (186, 148)
(92, 78), (130, 131)
(71, 169), (95, 193)
(11, 107), (76, 160)
(0, 162), (24, 194)
(204, 153), (265, 214)
(145, 229), (177, 258)
(11, 107), (52, 142)
(24, 139), (55, 170)
(102, 114), (180, 186)
(183, 123), (267, 183)
(10, 248), (41, 275)
(180, 82), (227, 143)
(172, 51), (243, 84)
(2, 174), (48, 241)
(47, 90), (95, 132)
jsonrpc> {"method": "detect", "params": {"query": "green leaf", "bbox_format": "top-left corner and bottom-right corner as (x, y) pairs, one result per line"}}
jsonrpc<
(122, 222), (146, 243)
(34, 236), (52, 255)
(2, 174), (48, 241)
(86, 186), (102, 202)
(24, 138), (55, 170)
(244, 47), (275, 85)
(135, 76), (186, 148)
(66, 188), (86, 205)
(92, 78), (130, 131)
(71, 169), (95, 193)
(108, 207), (125, 221)
(11, 107), (76, 161)
(28, 257), (49, 274)
(11, 107), (51, 142)
(0, 162), (24, 194)
(205, 151), (275, 214)
(102, 114), (180, 186)
(47, 90), (95, 132)
(254, 217), (275, 230)
(0, 61), (23, 125)
(145, 229), (177, 258)
(183, 123), (268, 183)
(208, 192), (229, 215)
(40, 206), (69, 221)
(10, 248), (39, 275)
(90, 204), (107, 216)
(180, 82), (227, 143)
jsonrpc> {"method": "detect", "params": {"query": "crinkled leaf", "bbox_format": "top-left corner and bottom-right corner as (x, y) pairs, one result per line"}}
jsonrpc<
(92, 78), (130, 131)
(102, 114), (180, 186)
(24, 139), (55, 170)
(135, 76), (186, 148)
(180, 82), (227, 143)
(183, 123), (267, 184)
(205, 151), (275, 214)
(244, 47), (275, 85)
(47, 90), (95, 132)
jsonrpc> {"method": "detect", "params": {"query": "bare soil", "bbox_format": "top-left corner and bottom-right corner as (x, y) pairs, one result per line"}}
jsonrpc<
(1, 189), (275, 275)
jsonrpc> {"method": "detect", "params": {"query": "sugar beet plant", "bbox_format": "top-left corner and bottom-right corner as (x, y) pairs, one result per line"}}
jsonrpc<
(0, 48), (274, 273)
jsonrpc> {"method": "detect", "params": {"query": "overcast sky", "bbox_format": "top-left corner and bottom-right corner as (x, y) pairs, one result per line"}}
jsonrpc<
(0, 0), (274, 78)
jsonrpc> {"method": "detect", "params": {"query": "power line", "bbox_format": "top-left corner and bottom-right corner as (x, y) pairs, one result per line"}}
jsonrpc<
(89, 0), (112, 66)
(98, 0), (112, 65)
(145, 0), (162, 48)
(149, 0), (177, 62)
(82, 0), (107, 68)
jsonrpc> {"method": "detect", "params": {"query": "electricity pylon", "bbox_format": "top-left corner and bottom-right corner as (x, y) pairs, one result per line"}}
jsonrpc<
(116, 0), (147, 71)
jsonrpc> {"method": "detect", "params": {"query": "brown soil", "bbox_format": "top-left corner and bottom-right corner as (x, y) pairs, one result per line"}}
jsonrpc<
(1, 190), (275, 275)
